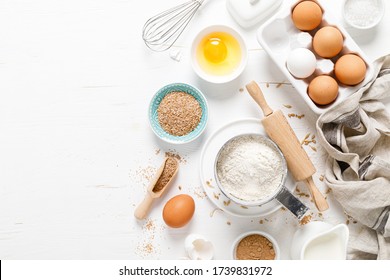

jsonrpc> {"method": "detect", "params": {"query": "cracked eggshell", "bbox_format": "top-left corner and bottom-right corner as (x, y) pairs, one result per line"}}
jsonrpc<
(185, 234), (214, 260)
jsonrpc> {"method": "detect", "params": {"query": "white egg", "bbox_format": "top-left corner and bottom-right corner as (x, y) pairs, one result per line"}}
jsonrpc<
(286, 48), (316, 79)
(184, 234), (214, 260)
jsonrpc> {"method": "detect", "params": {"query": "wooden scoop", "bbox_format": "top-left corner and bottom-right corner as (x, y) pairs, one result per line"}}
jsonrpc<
(134, 157), (179, 220)
(245, 81), (329, 212)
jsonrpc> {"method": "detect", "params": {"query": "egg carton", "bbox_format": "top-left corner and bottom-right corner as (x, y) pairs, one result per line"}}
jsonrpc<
(256, 0), (374, 115)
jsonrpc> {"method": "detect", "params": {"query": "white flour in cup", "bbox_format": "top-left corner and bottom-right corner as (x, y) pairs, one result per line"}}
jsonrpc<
(216, 135), (284, 202)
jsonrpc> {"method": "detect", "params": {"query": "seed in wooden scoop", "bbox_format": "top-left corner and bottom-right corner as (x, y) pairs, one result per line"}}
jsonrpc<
(152, 157), (178, 193)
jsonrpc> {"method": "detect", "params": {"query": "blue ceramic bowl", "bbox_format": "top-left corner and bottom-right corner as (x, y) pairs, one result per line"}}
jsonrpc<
(149, 83), (208, 144)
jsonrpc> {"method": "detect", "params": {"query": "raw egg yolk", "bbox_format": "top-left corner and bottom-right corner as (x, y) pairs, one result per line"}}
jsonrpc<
(203, 38), (227, 63)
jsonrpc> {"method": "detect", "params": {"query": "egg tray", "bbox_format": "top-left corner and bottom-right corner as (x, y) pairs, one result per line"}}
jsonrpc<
(256, 0), (374, 115)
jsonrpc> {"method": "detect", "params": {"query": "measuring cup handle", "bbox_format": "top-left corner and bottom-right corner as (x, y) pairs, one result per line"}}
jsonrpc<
(275, 186), (308, 219)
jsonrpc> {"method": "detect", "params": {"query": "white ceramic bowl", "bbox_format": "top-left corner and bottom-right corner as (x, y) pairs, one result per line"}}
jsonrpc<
(232, 231), (280, 260)
(343, 0), (384, 30)
(191, 25), (248, 84)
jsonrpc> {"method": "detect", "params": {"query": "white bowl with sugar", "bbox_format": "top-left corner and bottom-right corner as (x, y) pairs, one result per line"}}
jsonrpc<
(343, 0), (385, 29)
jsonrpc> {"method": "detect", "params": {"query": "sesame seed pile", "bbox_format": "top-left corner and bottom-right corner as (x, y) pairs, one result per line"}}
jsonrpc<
(157, 91), (202, 136)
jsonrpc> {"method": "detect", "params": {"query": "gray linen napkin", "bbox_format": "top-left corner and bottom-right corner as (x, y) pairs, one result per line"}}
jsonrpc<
(316, 55), (390, 260)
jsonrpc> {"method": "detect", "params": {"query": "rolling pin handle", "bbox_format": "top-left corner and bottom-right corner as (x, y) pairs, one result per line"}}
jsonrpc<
(305, 177), (329, 212)
(245, 81), (274, 117)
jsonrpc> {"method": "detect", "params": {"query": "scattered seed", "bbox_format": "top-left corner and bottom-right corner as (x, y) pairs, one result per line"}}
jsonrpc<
(206, 180), (214, 188)
(300, 214), (312, 225)
(301, 133), (317, 146)
(165, 151), (184, 163)
(223, 200), (231, 207)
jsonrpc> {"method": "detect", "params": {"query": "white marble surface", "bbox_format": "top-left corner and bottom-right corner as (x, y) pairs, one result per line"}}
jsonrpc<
(0, 0), (389, 259)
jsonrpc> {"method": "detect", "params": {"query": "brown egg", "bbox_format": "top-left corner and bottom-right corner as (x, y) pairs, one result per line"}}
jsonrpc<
(335, 54), (367, 86)
(308, 75), (339, 105)
(313, 26), (344, 58)
(292, 1), (323, 31)
(162, 194), (195, 228)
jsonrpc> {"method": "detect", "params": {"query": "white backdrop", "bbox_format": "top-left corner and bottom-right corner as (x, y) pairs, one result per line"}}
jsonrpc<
(0, 0), (389, 259)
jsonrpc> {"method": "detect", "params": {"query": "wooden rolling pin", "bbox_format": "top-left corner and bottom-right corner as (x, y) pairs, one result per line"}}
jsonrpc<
(246, 81), (329, 212)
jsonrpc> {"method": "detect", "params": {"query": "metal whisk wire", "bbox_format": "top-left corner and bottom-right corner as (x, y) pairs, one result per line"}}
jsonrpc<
(142, 0), (205, 52)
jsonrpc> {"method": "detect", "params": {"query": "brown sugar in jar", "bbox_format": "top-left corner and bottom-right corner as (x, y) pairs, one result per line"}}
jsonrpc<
(235, 234), (276, 260)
